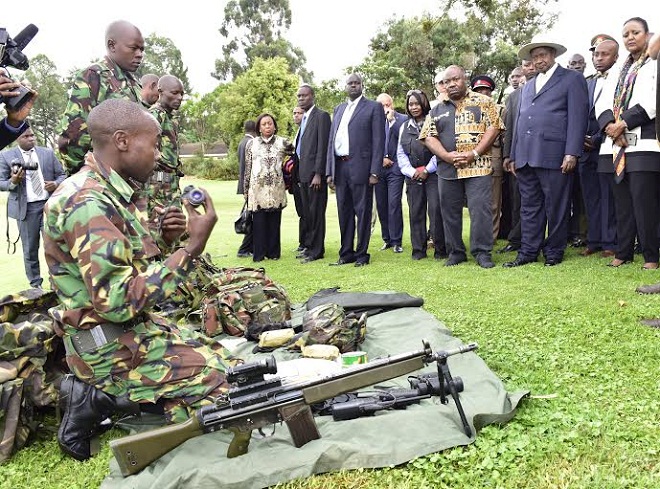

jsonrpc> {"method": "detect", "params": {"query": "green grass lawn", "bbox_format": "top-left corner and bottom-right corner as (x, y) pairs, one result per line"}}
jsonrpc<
(2, 178), (660, 488)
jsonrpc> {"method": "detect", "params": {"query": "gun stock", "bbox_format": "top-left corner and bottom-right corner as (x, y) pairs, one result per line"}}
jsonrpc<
(110, 415), (203, 476)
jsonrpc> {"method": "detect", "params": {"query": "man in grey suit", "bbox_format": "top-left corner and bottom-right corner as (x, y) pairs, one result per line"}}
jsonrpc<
(326, 73), (385, 267)
(296, 84), (331, 263)
(0, 127), (66, 287)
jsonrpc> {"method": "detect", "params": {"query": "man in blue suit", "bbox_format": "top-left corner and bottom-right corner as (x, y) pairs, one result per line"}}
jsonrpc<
(503, 39), (589, 267)
(0, 128), (66, 287)
(326, 73), (386, 267)
(375, 92), (407, 253)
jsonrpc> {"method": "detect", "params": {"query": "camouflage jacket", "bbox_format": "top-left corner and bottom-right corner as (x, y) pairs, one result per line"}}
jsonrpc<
(56, 56), (142, 175)
(149, 103), (181, 173)
(42, 154), (194, 336)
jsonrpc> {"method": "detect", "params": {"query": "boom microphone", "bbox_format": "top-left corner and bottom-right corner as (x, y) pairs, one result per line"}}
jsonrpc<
(12, 24), (38, 51)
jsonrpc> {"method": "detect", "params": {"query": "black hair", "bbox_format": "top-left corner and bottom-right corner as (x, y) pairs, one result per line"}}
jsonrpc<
(244, 120), (256, 133)
(405, 89), (431, 118)
(255, 113), (278, 135)
(623, 17), (649, 33)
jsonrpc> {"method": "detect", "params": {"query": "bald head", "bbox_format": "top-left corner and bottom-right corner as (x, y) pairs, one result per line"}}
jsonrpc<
(157, 75), (182, 91)
(105, 20), (144, 72)
(140, 73), (159, 106)
(88, 99), (155, 148)
(157, 75), (185, 112)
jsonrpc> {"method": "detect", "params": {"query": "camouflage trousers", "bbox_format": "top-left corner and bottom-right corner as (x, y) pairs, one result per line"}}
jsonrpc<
(63, 316), (233, 423)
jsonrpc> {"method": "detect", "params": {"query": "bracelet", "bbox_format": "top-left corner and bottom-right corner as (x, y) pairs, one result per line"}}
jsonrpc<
(472, 149), (480, 159)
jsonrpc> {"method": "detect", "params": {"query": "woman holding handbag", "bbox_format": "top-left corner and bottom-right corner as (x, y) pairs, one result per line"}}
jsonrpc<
(244, 113), (293, 262)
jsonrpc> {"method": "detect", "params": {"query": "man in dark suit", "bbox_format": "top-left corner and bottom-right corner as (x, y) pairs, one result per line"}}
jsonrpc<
(0, 127), (66, 287)
(375, 93), (407, 253)
(579, 35), (619, 257)
(503, 39), (589, 267)
(326, 73), (385, 267)
(499, 59), (537, 254)
(236, 120), (256, 258)
(296, 84), (331, 263)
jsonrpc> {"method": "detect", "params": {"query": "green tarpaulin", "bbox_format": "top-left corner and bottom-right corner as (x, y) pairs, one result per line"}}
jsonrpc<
(102, 306), (527, 489)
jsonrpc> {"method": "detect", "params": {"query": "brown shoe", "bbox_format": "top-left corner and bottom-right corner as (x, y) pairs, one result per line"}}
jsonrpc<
(600, 250), (615, 258)
(636, 282), (660, 294)
(580, 248), (599, 256)
(640, 318), (660, 328)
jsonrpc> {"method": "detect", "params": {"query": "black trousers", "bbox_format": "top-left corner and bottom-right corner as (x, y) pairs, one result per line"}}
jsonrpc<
(299, 181), (327, 259)
(252, 209), (282, 261)
(610, 171), (660, 263)
(405, 173), (444, 258)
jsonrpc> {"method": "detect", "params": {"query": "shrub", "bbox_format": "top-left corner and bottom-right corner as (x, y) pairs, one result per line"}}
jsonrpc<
(182, 155), (238, 181)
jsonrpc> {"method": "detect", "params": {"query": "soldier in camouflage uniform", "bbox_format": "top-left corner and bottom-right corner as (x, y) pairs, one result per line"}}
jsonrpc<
(43, 99), (232, 461)
(146, 75), (185, 235)
(56, 20), (144, 175)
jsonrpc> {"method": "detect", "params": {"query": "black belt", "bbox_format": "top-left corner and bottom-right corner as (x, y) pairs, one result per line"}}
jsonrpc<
(336, 155), (350, 162)
(70, 314), (146, 355)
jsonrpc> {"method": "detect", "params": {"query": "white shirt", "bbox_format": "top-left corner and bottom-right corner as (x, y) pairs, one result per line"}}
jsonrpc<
(22, 149), (48, 202)
(334, 96), (362, 156)
(535, 63), (559, 93)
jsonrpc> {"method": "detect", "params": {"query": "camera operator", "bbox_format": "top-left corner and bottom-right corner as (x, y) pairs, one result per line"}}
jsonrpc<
(0, 73), (37, 149)
(0, 126), (65, 288)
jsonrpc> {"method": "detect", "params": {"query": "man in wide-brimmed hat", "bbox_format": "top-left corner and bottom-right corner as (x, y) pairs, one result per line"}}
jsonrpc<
(503, 37), (589, 268)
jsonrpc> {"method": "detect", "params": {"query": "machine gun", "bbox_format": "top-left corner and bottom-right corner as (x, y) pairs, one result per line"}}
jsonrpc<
(110, 340), (477, 476)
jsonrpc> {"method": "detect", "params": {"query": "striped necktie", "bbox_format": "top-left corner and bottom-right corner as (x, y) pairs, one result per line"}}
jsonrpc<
(24, 151), (43, 195)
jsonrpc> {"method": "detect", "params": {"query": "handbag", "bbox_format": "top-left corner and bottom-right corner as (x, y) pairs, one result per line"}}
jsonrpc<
(234, 203), (252, 235)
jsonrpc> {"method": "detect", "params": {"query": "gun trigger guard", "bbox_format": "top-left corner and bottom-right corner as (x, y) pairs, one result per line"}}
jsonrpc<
(256, 425), (276, 439)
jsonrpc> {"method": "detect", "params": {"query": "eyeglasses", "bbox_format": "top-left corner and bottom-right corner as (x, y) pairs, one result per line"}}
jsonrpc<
(406, 89), (423, 97)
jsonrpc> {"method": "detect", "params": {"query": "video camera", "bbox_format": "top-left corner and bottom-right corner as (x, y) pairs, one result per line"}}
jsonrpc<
(10, 157), (37, 173)
(0, 24), (38, 110)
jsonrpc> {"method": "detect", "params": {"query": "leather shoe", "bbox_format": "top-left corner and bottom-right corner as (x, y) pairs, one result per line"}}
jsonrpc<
(544, 258), (562, 267)
(476, 254), (495, 269)
(393, 245), (403, 253)
(354, 261), (369, 267)
(445, 255), (467, 267)
(579, 248), (599, 257)
(640, 318), (660, 328)
(329, 259), (355, 266)
(380, 243), (392, 251)
(236, 252), (252, 258)
(570, 237), (586, 248)
(58, 375), (138, 461)
(502, 256), (536, 268)
(600, 250), (615, 258)
(497, 243), (519, 254)
(607, 258), (632, 268)
(300, 256), (319, 264)
(636, 282), (660, 294)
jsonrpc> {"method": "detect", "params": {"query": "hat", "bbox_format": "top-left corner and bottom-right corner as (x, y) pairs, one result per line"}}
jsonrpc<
(518, 37), (567, 60)
(470, 75), (496, 92)
(589, 33), (617, 51)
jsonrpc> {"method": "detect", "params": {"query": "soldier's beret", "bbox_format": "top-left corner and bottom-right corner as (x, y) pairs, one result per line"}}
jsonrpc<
(590, 34), (618, 51)
(470, 75), (496, 92)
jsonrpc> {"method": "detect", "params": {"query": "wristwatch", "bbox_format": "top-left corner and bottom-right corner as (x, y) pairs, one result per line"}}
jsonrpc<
(472, 149), (480, 159)
(422, 168), (429, 175)
(370, 173), (378, 178)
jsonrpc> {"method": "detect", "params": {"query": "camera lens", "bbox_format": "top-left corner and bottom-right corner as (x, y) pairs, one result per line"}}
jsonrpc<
(182, 185), (205, 207)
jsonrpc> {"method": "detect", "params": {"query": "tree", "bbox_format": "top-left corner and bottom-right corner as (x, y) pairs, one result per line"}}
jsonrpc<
(140, 34), (193, 94)
(179, 89), (225, 154)
(216, 57), (299, 167)
(22, 54), (67, 147)
(213, 0), (311, 81)
(354, 0), (559, 105)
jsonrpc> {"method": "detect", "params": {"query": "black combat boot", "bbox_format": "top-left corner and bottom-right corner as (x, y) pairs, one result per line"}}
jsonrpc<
(58, 375), (139, 461)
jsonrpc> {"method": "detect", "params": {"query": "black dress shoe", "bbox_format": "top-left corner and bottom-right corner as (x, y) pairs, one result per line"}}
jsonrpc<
(393, 245), (403, 253)
(502, 256), (536, 268)
(295, 248), (308, 258)
(300, 256), (319, 264)
(329, 259), (355, 266)
(354, 261), (369, 267)
(380, 243), (392, 251)
(445, 255), (467, 267)
(476, 254), (495, 269)
(295, 245), (305, 252)
(497, 243), (520, 254)
(236, 252), (252, 258)
(58, 375), (138, 461)
(570, 237), (586, 248)
(544, 258), (562, 267)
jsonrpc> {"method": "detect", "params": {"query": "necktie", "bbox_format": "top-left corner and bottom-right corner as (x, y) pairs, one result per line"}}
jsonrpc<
(25, 151), (43, 195)
(296, 114), (307, 157)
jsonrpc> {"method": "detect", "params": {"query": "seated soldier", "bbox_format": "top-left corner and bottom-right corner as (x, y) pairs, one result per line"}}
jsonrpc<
(43, 99), (233, 461)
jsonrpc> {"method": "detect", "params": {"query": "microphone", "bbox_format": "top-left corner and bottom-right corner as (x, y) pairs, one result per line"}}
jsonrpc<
(12, 24), (38, 51)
